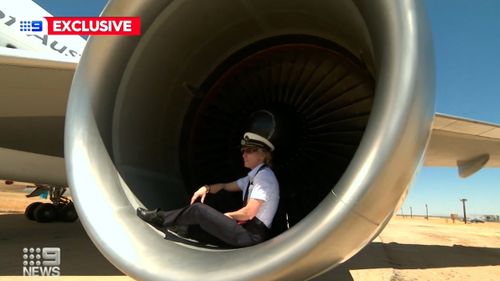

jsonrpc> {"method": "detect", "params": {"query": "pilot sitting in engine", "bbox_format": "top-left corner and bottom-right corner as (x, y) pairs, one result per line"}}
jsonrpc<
(137, 132), (279, 247)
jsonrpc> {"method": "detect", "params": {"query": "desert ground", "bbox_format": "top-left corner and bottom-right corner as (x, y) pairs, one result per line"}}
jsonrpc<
(1, 185), (499, 281)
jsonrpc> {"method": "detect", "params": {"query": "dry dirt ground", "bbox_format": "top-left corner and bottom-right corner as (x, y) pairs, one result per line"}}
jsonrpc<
(1, 186), (499, 281)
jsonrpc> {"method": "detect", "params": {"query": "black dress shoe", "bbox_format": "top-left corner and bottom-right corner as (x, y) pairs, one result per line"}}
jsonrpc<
(136, 207), (163, 227)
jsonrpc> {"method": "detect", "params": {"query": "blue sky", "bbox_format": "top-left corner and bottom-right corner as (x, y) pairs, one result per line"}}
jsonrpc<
(34, 0), (500, 217)
(410, 0), (500, 217)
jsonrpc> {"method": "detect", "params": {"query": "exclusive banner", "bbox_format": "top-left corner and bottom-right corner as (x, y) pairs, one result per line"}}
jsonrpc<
(44, 16), (141, 36)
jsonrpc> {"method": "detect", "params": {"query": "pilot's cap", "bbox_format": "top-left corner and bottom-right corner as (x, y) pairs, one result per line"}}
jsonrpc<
(241, 132), (275, 152)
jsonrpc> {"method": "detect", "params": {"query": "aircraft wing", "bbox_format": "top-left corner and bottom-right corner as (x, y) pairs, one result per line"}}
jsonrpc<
(424, 113), (500, 177)
(0, 0), (86, 186)
(0, 47), (75, 186)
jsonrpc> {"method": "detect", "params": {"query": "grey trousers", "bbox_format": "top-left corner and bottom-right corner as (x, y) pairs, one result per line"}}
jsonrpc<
(157, 203), (263, 247)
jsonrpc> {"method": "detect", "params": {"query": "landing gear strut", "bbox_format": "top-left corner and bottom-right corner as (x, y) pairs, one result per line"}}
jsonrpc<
(24, 185), (78, 223)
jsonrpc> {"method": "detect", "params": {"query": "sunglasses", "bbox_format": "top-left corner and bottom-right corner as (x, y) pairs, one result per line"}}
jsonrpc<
(241, 147), (259, 154)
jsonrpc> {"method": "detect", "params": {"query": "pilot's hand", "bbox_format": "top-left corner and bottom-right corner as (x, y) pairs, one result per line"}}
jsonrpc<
(190, 185), (209, 204)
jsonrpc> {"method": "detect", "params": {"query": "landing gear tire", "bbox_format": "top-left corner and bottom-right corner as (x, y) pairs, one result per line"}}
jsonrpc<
(57, 202), (78, 222)
(25, 202), (42, 220)
(34, 203), (57, 223)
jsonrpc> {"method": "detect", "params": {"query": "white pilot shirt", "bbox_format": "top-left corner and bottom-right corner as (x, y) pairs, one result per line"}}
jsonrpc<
(236, 163), (279, 228)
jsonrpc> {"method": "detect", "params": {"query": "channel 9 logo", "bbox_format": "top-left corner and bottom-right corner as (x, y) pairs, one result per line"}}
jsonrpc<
(22, 247), (61, 276)
(19, 20), (43, 32)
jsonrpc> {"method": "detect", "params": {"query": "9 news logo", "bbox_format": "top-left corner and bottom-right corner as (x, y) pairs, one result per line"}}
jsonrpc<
(22, 247), (61, 276)
(19, 20), (43, 32)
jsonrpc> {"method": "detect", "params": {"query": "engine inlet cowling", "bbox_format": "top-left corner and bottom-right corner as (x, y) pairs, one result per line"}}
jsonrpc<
(65, 0), (434, 280)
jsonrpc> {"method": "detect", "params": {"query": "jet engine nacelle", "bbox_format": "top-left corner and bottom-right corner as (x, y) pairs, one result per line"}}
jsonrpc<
(65, 0), (434, 280)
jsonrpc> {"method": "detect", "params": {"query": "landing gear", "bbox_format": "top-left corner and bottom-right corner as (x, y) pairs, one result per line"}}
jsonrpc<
(57, 201), (78, 222)
(24, 202), (42, 220)
(33, 203), (57, 222)
(24, 185), (78, 223)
